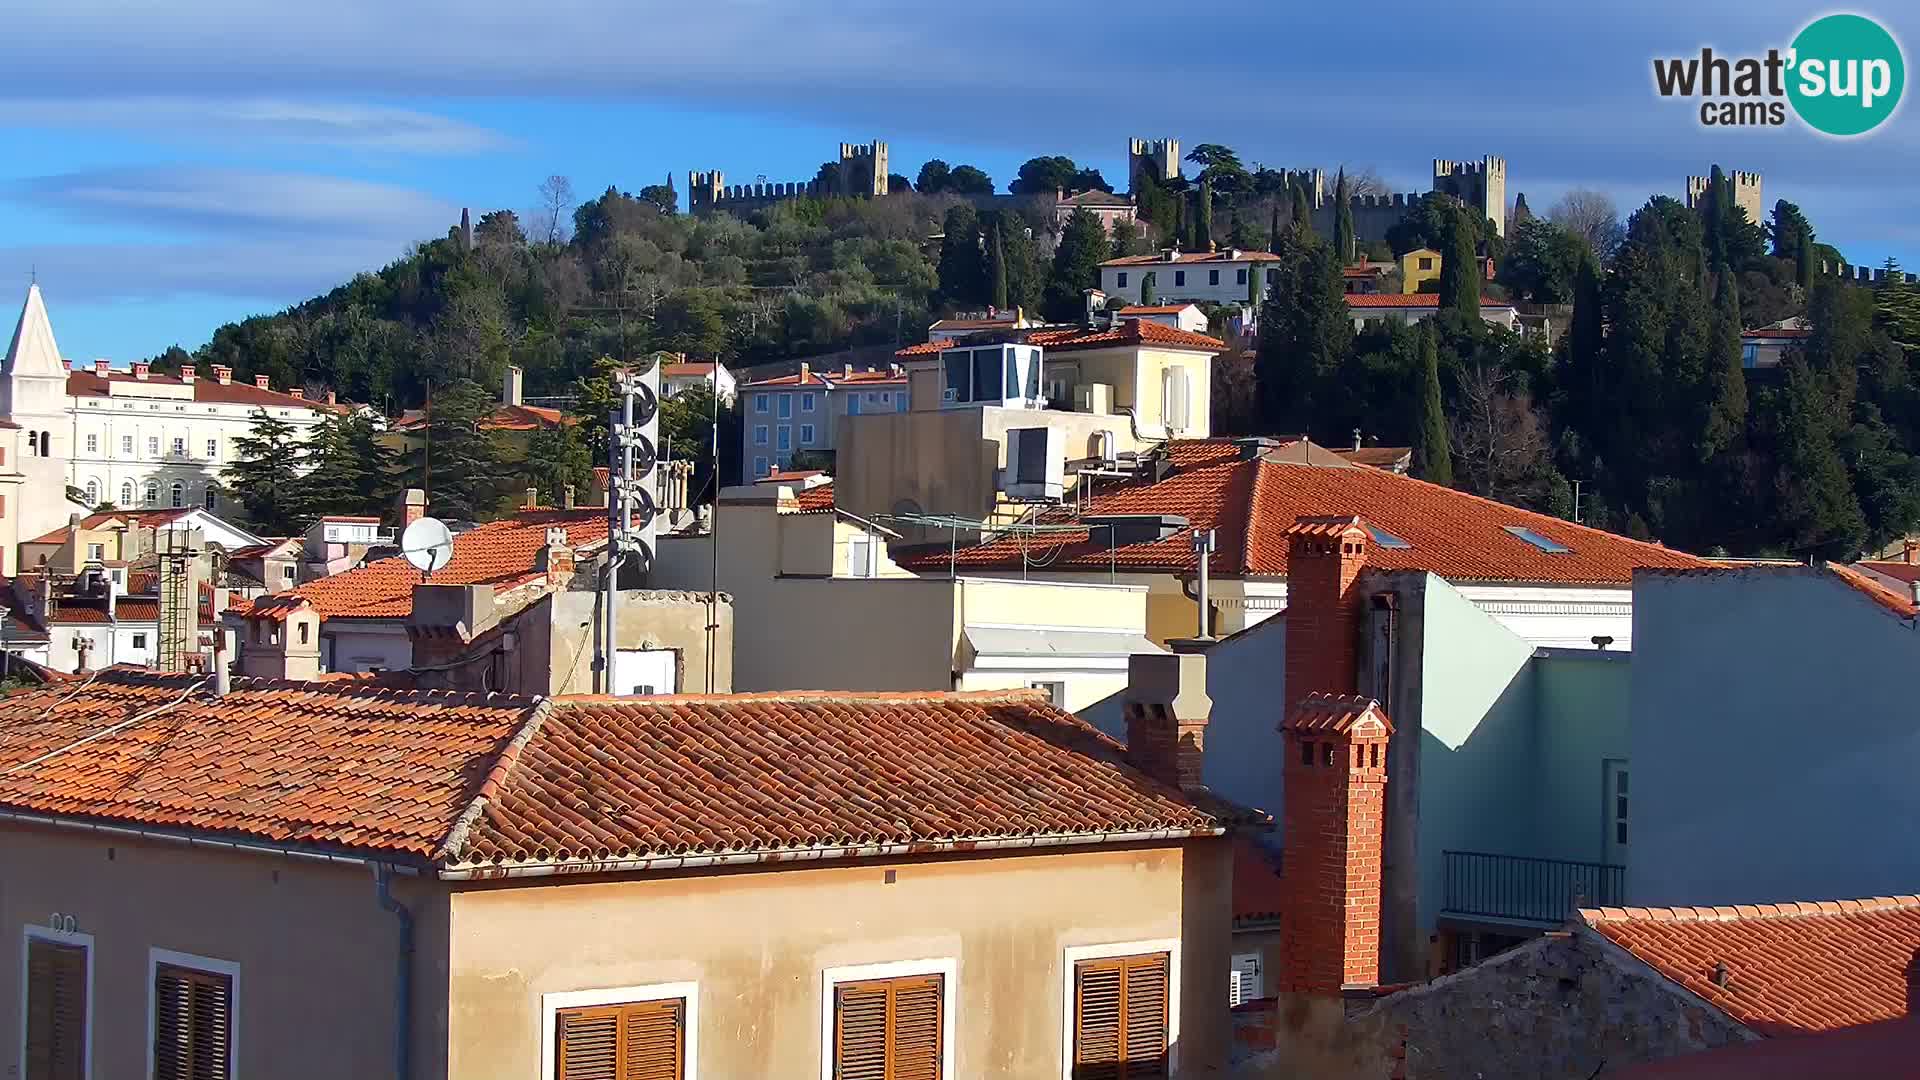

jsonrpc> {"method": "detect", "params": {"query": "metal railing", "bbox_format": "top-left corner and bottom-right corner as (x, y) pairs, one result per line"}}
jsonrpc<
(1442, 851), (1624, 925)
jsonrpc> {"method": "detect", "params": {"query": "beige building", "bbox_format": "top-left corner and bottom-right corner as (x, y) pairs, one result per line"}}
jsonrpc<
(654, 478), (1161, 708)
(0, 664), (1257, 1079)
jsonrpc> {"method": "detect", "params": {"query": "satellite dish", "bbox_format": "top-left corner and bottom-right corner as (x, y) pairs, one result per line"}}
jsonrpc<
(401, 517), (454, 577)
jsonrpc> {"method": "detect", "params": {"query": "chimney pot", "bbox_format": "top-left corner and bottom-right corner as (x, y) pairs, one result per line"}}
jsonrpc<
(254, 375), (270, 390)
(524, 487), (539, 511)
(799, 362), (811, 382)
(563, 484), (577, 510)
(181, 364), (196, 382)
(1123, 652), (1211, 791)
(326, 390), (337, 405)
(289, 388), (305, 400)
(844, 363), (853, 380)
(132, 362), (150, 380)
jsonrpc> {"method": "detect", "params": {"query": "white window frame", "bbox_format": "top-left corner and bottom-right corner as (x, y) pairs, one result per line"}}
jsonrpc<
(147, 436), (159, 456)
(799, 423), (815, 445)
(1116, 271), (1128, 289)
(206, 439), (218, 460)
(146, 947), (239, 1080)
(171, 437), (185, 457)
(539, 980), (700, 1080)
(800, 392), (816, 413)
(1059, 938), (1181, 1080)
(21, 923), (95, 1080)
(818, 957), (957, 1080)
(754, 392), (769, 413)
(121, 435), (134, 455)
(85, 434), (98, 454)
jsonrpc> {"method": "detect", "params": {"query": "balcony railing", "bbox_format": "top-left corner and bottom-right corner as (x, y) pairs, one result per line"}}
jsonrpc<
(1442, 851), (1624, 925)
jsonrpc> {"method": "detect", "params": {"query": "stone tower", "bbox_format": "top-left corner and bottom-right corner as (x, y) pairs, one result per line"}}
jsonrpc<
(1686, 170), (1764, 226)
(1128, 137), (1181, 192)
(837, 141), (889, 197)
(688, 170), (725, 214)
(1433, 156), (1508, 237)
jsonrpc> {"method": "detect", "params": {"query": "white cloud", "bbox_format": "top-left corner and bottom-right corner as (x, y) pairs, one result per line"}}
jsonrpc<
(5, 98), (512, 154)
(0, 238), (416, 305)
(15, 167), (457, 237)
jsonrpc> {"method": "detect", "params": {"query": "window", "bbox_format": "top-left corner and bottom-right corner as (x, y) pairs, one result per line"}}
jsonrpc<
(170, 481), (185, 508)
(777, 395), (792, 419)
(121, 435), (133, 455)
(800, 424), (816, 445)
(1265, 269), (1278, 284)
(85, 480), (99, 505)
(132, 633), (148, 650)
(542, 983), (697, 1080)
(144, 481), (158, 507)
(1228, 953), (1263, 1007)
(171, 437), (185, 456)
(85, 434), (98, 454)
(754, 456), (769, 478)
(25, 927), (91, 1080)
(1365, 525), (1412, 550)
(1066, 946), (1174, 1080)
(282, 565), (296, 584)
(1207, 269), (1219, 286)
(203, 488), (216, 511)
(1418, 257), (1434, 270)
(754, 393), (769, 413)
(1502, 525), (1571, 553)
(847, 396), (861, 416)
(1235, 268), (1248, 285)
(754, 425), (769, 447)
(1161, 369), (1190, 432)
(120, 482), (134, 506)
(801, 392), (816, 412)
(88, 543), (104, 562)
(1742, 343), (1760, 368)
(150, 951), (237, 1080)
(147, 436), (159, 456)
(776, 426), (791, 451)
(1029, 680), (1067, 707)
(823, 962), (951, 1080)
(1173, 270), (1185, 287)
(1116, 272), (1128, 289)
(206, 439), (218, 459)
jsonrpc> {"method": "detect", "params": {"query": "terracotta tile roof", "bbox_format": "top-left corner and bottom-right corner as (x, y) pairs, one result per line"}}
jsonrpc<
(45, 603), (111, 625)
(446, 690), (1255, 873)
(65, 370), (340, 413)
(792, 480), (836, 514)
(1283, 692), (1392, 735)
(392, 404), (571, 433)
(251, 509), (608, 620)
(1742, 328), (1812, 340)
(1581, 897), (1920, 1035)
(1856, 560), (1920, 585)
(930, 317), (1022, 331)
(759, 468), (825, 484)
(1334, 446), (1413, 469)
(1346, 293), (1514, 309)
(114, 599), (159, 622)
(743, 368), (907, 388)
(1059, 190), (1133, 208)
(1342, 266), (1386, 278)
(0, 671), (532, 861)
(896, 319), (1225, 357)
(898, 440), (1708, 583)
(1102, 250), (1285, 266)
(662, 361), (718, 376)
(22, 524), (71, 546)
(1233, 839), (1285, 925)
(1829, 562), (1920, 617)
(1114, 304), (1197, 316)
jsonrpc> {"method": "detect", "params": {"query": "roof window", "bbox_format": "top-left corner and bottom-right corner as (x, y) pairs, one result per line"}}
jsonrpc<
(1504, 525), (1571, 553)
(1366, 525), (1411, 550)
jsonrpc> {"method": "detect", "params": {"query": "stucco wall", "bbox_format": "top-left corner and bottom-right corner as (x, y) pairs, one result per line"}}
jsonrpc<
(544, 588), (734, 695)
(445, 841), (1232, 1079)
(1531, 652), (1629, 865)
(0, 824), (449, 1080)
(322, 620), (414, 673)
(1630, 570), (1920, 906)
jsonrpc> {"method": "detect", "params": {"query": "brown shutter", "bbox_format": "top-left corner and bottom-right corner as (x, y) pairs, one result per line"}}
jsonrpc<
(1072, 954), (1169, 1079)
(25, 939), (87, 1080)
(153, 963), (232, 1080)
(556, 1000), (684, 1080)
(834, 975), (943, 1080)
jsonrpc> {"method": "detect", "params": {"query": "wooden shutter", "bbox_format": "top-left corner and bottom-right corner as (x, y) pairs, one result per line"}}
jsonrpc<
(153, 963), (233, 1080)
(1073, 953), (1169, 1079)
(25, 938), (87, 1080)
(556, 999), (684, 1080)
(833, 975), (943, 1080)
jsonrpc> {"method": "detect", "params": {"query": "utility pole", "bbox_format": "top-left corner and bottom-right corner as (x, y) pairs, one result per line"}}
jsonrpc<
(595, 361), (660, 694)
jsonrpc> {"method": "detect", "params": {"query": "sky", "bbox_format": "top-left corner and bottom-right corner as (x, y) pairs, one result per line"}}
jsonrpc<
(2, 0), (1916, 363)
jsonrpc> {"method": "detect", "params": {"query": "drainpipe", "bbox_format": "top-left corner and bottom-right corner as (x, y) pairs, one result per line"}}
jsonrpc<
(371, 863), (414, 1080)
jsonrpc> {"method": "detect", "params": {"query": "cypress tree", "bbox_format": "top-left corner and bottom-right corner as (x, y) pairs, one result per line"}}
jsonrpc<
(1140, 271), (1157, 306)
(1567, 252), (1604, 432)
(1254, 237), (1350, 431)
(1195, 178), (1214, 250)
(1438, 206), (1481, 320)
(1333, 168), (1355, 265)
(988, 222), (1009, 309)
(1290, 177), (1315, 244)
(1414, 322), (1453, 486)
(1699, 261), (1748, 459)
(1248, 258), (1262, 306)
(937, 205), (985, 307)
(1269, 201), (1283, 254)
(1795, 236), (1815, 291)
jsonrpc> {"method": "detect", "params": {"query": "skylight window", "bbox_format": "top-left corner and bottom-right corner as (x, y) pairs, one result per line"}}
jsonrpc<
(1504, 526), (1571, 554)
(1366, 525), (1412, 550)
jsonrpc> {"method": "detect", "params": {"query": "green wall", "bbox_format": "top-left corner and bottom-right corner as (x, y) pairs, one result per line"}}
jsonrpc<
(1531, 652), (1630, 865)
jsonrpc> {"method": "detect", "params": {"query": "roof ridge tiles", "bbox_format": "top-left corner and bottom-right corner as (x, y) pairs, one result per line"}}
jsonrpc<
(435, 697), (554, 864)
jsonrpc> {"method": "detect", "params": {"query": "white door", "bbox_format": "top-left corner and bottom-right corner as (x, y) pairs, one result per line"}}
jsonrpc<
(612, 649), (677, 696)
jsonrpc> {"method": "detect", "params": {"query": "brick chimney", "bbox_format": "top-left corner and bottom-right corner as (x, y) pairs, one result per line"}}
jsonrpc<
(537, 527), (575, 584)
(398, 488), (427, 528)
(289, 388), (305, 400)
(1122, 652), (1210, 791)
(132, 362), (149, 380)
(93, 359), (109, 376)
(326, 390), (338, 406)
(254, 375), (270, 390)
(212, 364), (232, 385)
(1277, 515), (1393, 994)
(180, 364), (196, 382)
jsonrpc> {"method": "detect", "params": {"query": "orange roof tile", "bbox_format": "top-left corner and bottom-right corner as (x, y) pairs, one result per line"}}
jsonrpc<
(252, 509), (607, 620)
(900, 440), (1707, 583)
(1829, 562), (1920, 618)
(1115, 304), (1197, 315)
(65, 370), (341, 413)
(1856, 560), (1920, 586)
(392, 403), (571, 433)
(1283, 692), (1392, 735)
(1742, 328), (1812, 340)
(792, 480), (836, 514)
(896, 318), (1225, 357)
(743, 368), (907, 388)
(1582, 897), (1920, 1035)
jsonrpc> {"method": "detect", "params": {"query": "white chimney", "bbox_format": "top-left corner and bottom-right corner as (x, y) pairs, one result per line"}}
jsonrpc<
(503, 366), (525, 407)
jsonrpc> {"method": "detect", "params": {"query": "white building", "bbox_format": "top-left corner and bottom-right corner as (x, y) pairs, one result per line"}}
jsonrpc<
(1099, 247), (1284, 307)
(0, 285), (342, 520)
(0, 286), (89, 575)
(1345, 293), (1519, 332)
(1110, 303), (1209, 334)
(659, 359), (736, 403)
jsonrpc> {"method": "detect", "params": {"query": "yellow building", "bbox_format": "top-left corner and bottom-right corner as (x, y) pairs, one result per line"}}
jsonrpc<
(1399, 247), (1443, 293)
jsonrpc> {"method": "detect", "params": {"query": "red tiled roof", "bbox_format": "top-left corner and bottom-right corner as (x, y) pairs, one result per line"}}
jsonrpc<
(899, 440), (1708, 583)
(1283, 692), (1392, 735)
(1581, 897), (1920, 1035)
(743, 368), (907, 388)
(0, 679), (1255, 869)
(1102, 250), (1285, 266)
(760, 468), (825, 484)
(1829, 562), (1920, 618)
(447, 690), (1255, 872)
(22, 525), (71, 546)
(662, 362), (718, 376)
(252, 509), (608, 620)
(1114, 304), (1196, 315)
(1059, 190), (1133, 208)
(1742, 328), (1812, 340)
(897, 318), (1225, 357)
(0, 671), (531, 861)
(1342, 266), (1386, 278)
(1233, 839), (1286, 925)
(46, 603), (111, 625)
(1856, 560), (1920, 585)
(792, 480), (836, 514)
(65, 370), (341, 413)
(392, 404), (571, 433)
(1345, 293), (1514, 309)
(1334, 446), (1413, 469)
(24, 508), (201, 547)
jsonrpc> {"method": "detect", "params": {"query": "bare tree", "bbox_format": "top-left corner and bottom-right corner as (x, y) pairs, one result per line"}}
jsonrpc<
(535, 175), (575, 246)
(1339, 165), (1390, 199)
(1548, 189), (1624, 260)
(1450, 364), (1555, 507)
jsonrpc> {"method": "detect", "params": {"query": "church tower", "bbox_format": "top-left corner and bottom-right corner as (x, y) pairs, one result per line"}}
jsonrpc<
(2, 284), (72, 458)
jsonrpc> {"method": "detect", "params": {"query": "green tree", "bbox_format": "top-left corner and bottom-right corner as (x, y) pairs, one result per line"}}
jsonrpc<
(299, 413), (400, 520)
(637, 184), (678, 215)
(1140, 271), (1157, 306)
(944, 165), (994, 196)
(1385, 192), (1459, 256)
(1438, 205), (1481, 321)
(1498, 218), (1585, 304)
(937, 206), (985, 307)
(1255, 233), (1351, 431)
(412, 378), (506, 522)
(1195, 178), (1214, 251)
(1045, 208), (1109, 321)
(221, 410), (308, 534)
(1289, 178), (1315, 244)
(1414, 322), (1453, 486)
(523, 420), (593, 509)
(1268, 203), (1283, 254)
(1185, 143), (1249, 195)
(1699, 262), (1748, 461)
(916, 160), (951, 194)
(1333, 169), (1355, 264)
(988, 223), (1010, 309)
(1773, 353), (1867, 559)
(657, 383), (741, 500)
(1010, 156), (1080, 196)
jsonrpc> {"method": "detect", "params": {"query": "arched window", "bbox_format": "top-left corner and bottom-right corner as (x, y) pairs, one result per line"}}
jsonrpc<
(40, 431), (51, 456)
(84, 480), (99, 505)
(120, 481), (134, 507)
(144, 480), (158, 506)
(203, 486), (217, 510)
(169, 481), (184, 508)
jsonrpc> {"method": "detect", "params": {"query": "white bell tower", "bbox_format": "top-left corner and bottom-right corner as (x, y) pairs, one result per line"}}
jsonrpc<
(2, 284), (72, 458)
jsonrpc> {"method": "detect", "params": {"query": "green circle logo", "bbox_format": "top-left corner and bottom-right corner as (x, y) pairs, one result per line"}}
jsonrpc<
(1788, 13), (1905, 136)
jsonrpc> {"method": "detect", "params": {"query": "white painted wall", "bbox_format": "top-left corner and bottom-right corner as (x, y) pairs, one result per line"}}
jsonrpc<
(1629, 569), (1920, 906)
(1228, 581), (1633, 650)
(1101, 259), (1272, 307)
(320, 622), (413, 673)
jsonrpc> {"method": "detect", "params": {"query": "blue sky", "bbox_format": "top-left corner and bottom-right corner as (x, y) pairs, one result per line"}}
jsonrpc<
(3, 0), (1916, 362)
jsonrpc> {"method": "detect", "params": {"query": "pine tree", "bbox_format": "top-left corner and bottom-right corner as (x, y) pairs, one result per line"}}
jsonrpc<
(1140, 271), (1157, 306)
(1438, 206), (1481, 321)
(1254, 233), (1351, 431)
(1045, 208), (1110, 321)
(523, 419), (593, 509)
(412, 378), (506, 522)
(1415, 322), (1453, 486)
(1699, 261), (1748, 460)
(1774, 353), (1867, 559)
(221, 410), (308, 535)
(988, 223), (1010, 309)
(1195, 178), (1214, 250)
(1289, 178), (1315, 244)
(937, 206), (985, 307)
(1333, 168), (1355, 265)
(300, 413), (400, 520)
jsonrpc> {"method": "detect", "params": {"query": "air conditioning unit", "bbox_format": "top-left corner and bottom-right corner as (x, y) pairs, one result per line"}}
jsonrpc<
(1075, 383), (1113, 416)
(1004, 427), (1065, 501)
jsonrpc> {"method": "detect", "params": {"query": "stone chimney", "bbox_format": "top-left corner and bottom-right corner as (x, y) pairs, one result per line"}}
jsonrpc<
(524, 487), (538, 511)
(180, 364), (196, 382)
(503, 365), (524, 407)
(1277, 515), (1392, 994)
(799, 362), (811, 383)
(399, 488), (427, 528)
(326, 390), (338, 406)
(562, 485), (577, 510)
(289, 388), (305, 400)
(1122, 652), (1211, 792)
(254, 375), (270, 390)
(537, 527), (575, 584)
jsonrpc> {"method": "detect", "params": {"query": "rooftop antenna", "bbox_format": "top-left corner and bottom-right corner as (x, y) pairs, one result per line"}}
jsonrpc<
(400, 517), (453, 579)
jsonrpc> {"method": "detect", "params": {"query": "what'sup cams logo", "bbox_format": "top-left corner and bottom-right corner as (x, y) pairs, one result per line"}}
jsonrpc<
(1654, 12), (1904, 136)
